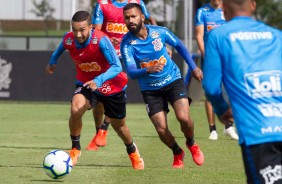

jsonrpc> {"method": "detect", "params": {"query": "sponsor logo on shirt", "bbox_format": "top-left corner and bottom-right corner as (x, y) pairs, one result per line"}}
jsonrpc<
(106, 22), (128, 34)
(261, 124), (282, 134)
(260, 165), (282, 184)
(258, 103), (282, 117)
(152, 38), (163, 51)
(98, 83), (112, 94)
(207, 23), (221, 32)
(245, 71), (282, 99)
(65, 37), (73, 45)
(150, 74), (172, 87)
(129, 39), (138, 45)
(230, 32), (273, 41)
(78, 62), (101, 72)
(140, 55), (166, 68)
(150, 31), (159, 39)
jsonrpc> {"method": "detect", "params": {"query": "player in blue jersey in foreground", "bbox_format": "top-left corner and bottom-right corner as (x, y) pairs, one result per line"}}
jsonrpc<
(121, 3), (204, 168)
(195, 0), (238, 141)
(203, 0), (282, 183)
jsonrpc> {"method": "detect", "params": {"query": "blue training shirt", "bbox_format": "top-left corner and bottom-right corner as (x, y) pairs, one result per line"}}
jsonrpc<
(203, 16), (282, 146)
(121, 25), (196, 91)
(195, 3), (226, 42)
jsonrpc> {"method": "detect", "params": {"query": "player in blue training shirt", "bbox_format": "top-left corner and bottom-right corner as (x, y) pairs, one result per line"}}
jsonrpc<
(195, 0), (238, 141)
(203, 0), (282, 183)
(121, 3), (204, 169)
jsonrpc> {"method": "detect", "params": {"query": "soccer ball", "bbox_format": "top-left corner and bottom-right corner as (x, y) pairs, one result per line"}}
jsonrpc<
(43, 150), (73, 179)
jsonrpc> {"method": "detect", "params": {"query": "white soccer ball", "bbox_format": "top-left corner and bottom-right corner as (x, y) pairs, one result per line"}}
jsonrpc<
(43, 150), (73, 179)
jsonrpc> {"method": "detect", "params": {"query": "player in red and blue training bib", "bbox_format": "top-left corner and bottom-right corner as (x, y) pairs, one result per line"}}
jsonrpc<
(49, 29), (127, 96)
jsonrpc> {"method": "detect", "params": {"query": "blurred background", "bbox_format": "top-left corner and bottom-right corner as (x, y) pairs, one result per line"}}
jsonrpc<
(0, 0), (281, 102)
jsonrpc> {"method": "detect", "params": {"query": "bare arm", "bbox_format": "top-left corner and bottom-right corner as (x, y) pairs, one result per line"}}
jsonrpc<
(147, 16), (157, 25)
(93, 24), (102, 30)
(195, 25), (205, 57)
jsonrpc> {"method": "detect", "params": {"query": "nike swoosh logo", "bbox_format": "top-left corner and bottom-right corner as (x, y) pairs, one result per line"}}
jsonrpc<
(79, 52), (84, 56)
(180, 93), (186, 96)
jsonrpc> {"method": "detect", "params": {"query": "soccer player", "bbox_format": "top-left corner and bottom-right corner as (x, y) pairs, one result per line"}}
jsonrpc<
(120, 3), (204, 168)
(195, 0), (238, 140)
(45, 10), (144, 170)
(86, 0), (158, 151)
(203, 0), (282, 183)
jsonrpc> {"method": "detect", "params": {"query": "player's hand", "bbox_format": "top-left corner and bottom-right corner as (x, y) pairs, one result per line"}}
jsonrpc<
(219, 108), (234, 125)
(147, 63), (165, 74)
(110, 37), (121, 46)
(45, 64), (56, 75)
(83, 80), (98, 92)
(191, 67), (203, 82)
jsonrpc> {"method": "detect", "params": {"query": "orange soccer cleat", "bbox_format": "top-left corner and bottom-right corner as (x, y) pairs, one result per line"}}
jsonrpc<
(172, 149), (185, 168)
(69, 148), (81, 166)
(95, 129), (108, 147)
(86, 135), (100, 151)
(187, 144), (204, 166)
(128, 144), (144, 170)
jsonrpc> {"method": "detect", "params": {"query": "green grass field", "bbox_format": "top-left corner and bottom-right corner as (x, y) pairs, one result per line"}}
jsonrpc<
(0, 101), (245, 184)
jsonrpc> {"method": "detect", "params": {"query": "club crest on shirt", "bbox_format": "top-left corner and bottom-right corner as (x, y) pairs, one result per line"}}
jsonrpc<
(65, 37), (73, 45)
(129, 39), (138, 45)
(150, 31), (159, 39)
(92, 37), (98, 44)
(152, 38), (163, 51)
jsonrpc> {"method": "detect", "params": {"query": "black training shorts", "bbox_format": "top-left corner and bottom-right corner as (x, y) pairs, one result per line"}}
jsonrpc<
(141, 78), (191, 117)
(74, 85), (126, 119)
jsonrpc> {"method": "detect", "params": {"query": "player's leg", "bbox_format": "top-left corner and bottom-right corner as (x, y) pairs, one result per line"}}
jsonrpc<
(142, 89), (185, 168)
(222, 86), (239, 140)
(205, 99), (218, 140)
(169, 79), (204, 166)
(102, 91), (144, 170)
(149, 111), (185, 168)
(69, 86), (93, 165)
(86, 103), (110, 150)
(94, 104), (110, 147)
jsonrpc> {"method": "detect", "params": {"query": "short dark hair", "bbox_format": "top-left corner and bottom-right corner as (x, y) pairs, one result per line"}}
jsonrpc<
(72, 11), (91, 25)
(123, 3), (143, 13)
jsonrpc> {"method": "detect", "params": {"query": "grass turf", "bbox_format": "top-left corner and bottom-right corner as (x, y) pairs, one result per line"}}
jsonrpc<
(0, 102), (245, 184)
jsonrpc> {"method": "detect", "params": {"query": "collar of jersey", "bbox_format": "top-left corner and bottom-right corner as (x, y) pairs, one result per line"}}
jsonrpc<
(74, 29), (94, 48)
(112, 0), (128, 8)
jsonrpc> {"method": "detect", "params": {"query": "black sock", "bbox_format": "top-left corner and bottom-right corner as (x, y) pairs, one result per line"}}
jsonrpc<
(70, 135), (81, 150)
(186, 137), (194, 147)
(125, 141), (136, 154)
(100, 120), (110, 131)
(171, 143), (182, 155)
(225, 122), (233, 129)
(209, 125), (216, 133)
(95, 127), (99, 134)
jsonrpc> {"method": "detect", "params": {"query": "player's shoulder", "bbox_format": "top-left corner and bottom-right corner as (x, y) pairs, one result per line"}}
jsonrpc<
(128, 0), (141, 4)
(97, 0), (112, 5)
(198, 3), (211, 12)
(93, 29), (108, 38)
